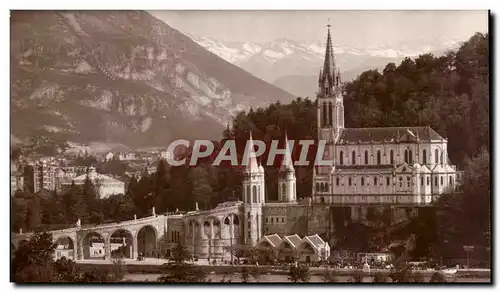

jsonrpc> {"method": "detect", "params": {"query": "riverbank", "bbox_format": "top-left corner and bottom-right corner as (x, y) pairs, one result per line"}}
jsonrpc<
(75, 260), (491, 280)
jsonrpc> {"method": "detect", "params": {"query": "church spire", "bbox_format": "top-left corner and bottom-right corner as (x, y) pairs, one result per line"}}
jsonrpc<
(245, 131), (259, 173)
(280, 132), (294, 172)
(320, 23), (336, 93)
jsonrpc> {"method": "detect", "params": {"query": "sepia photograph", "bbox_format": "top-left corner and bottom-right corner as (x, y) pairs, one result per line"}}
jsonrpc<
(9, 8), (491, 284)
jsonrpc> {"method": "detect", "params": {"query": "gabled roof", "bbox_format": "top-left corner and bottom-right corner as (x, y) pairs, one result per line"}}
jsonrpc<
(304, 234), (325, 248)
(72, 173), (123, 184)
(432, 164), (446, 173)
(395, 163), (414, 173)
(337, 126), (444, 144)
(261, 234), (282, 248)
(283, 234), (302, 248)
(418, 164), (432, 173)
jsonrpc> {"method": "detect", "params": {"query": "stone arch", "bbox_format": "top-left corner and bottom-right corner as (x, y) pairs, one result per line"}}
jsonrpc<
(136, 225), (158, 258)
(252, 185), (257, 203)
(224, 217), (230, 225)
(54, 235), (75, 260)
(81, 231), (105, 260)
(109, 229), (134, 259)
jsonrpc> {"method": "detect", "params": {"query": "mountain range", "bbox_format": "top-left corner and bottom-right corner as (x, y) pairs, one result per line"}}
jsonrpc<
(188, 35), (463, 97)
(10, 11), (294, 152)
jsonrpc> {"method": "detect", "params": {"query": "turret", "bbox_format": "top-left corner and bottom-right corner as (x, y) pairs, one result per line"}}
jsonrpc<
(278, 133), (296, 202)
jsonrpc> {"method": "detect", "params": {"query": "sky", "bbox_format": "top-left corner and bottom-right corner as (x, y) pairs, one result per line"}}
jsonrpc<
(149, 10), (488, 47)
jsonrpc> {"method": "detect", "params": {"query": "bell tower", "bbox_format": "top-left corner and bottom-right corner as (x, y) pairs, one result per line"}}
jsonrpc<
(242, 132), (264, 247)
(313, 24), (344, 201)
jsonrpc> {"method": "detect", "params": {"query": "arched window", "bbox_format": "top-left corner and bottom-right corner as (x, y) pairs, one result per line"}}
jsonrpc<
(246, 185), (250, 203)
(364, 151), (369, 165)
(409, 150), (413, 164)
(377, 150), (381, 165)
(352, 151), (356, 165)
(423, 149), (427, 164)
(374, 177), (378, 185)
(427, 176), (430, 186)
(434, 177), (438, 186)
(339, 151), (344, 165)
(348, 177), (352, 186)
(440, 152), (444, 164)
(390, 150), (394, 164)
(321, 197), (325, 204)
(258, 185), (261, 203)
(315, 183), (320, 192)
(336, 177), (340, 186)
(324, 183), (329, 193)
(386, 177), (390, 186)
(328, 101), (333, 126)
(281, 182), (286, 199)
(404, 150), (408, 163)
(435, 149), (439, 164)
(361, 177), (365, 186)
(449, 176), (452, 185)
(252, 185), (257, 203)
(421, 177), (424, 186)
(440, 176), (443, 185)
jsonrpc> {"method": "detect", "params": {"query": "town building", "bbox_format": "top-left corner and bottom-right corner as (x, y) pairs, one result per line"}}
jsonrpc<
(61, 166), (125, 198)
(10, 162), (24, 196)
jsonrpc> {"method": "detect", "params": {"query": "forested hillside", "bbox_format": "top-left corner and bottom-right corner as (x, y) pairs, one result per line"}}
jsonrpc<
(12, 33), (490, 260)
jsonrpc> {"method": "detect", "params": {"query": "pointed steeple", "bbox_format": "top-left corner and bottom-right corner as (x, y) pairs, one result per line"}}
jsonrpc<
(280, 133), (294, 172)
(320, 24), (336, 93)
(245, 131), (259, 173)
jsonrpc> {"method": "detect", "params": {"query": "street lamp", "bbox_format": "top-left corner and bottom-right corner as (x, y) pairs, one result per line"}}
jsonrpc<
(463, 245), (474, 269)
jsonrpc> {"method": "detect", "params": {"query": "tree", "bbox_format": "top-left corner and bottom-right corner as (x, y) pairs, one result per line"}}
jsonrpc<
(188, 167), (213, 210)
(63, 182), (87, 223)
(322, 267), (338, 282)
(373, 272), (388, 283)
(25, 198), (41, 231)
(157, 243), (209, 283)
(429, 272), (447, 283)
(12, 232), (56, 283)
(239, 266), (260, 283)
(288, 264), (310, 283)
